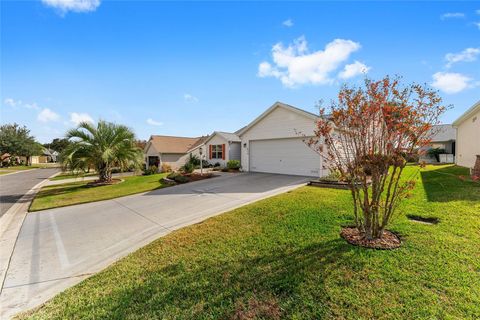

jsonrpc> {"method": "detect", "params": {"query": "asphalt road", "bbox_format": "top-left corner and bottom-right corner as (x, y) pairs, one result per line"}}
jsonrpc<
(0, 168), (59, 217)
(0, 172), (309, 319)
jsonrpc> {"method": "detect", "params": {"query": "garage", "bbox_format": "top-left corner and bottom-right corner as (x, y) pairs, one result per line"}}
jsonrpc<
(238, 102), (326, 178)
(249, 138), (321, 177)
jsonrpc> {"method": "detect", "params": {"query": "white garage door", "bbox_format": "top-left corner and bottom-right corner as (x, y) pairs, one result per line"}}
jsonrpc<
(249, 138), (321, 177)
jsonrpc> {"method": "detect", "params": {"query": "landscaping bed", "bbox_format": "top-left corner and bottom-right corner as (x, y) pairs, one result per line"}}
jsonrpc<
(20, 165), (480, 319)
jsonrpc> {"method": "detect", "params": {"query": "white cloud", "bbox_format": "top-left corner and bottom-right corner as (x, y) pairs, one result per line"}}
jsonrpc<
(41, 0), (100, 14)
(184, 94), (199, 103)
(24, 102), (40, 110)
(70, 112), (94, 126)
(257, 36), (362, 87)
(146, 118), (163, 126)
(440, 12), (465, 20)
(445, 47), (480, 67)
(38, 108), (60, 123)
(282, 19), (294, 27)
(475, 22), (480, 30)
(338, 61), (370, 79)
(431, 72), (473, 94)
(3, 98), (20, 107)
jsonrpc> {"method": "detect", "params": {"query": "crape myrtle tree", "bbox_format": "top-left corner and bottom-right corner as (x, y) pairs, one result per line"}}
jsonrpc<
(62, 120), (142, 183)
(305, 76), (447, 240)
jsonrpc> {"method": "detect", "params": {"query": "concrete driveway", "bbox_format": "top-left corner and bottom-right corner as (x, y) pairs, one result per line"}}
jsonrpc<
(0, 172), (309, 319)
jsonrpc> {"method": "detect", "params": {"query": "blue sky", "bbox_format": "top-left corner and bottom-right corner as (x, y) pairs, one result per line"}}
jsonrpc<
(1, 1), (479, 143)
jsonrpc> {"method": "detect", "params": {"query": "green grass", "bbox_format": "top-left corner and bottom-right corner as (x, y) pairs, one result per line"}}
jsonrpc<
(29, 173), (169, 211)
(50, 172), (99, 181)
(21, 165), (480, 319)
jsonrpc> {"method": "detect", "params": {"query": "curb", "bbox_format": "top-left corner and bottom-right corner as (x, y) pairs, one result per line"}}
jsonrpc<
(0, 170), (59, 296)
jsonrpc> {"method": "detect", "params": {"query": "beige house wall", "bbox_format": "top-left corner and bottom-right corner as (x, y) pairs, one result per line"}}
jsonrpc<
(456, 108), (480, 168)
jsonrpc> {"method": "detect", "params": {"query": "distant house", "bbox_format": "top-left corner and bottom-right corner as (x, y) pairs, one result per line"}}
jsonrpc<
(144, 135), (205, 170)
(188, 131), (241, 167)
(453, 100), (480, 169)
(420, 124), (456, 163)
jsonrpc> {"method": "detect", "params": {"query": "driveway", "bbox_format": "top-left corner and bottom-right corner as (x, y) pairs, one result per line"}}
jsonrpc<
(0, 168), (59, 217)
(0, 172), (309, 318)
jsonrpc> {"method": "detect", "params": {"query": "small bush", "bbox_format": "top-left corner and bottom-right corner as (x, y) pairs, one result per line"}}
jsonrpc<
(227, 160), (241, 170)
(322, 170), (342, 182)
(161, 163), (172, 173)
(427, 148), (446, 162)
(188, 154), (200, 166)
(181, 162), (195, 174)
(174, 175), (190, 183)
(143, 165), (157, 175)
(202, 160), (212, 168)
(167, 172), (180, 180)
(214, 162), (221, 167)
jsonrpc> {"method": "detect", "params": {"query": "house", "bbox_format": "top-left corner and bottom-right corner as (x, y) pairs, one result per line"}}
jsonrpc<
(453, 100), (480, 169)
(144, 135), (205, 170)
(201, 131), (241, 166)
(237, 102), (326, 177)
(43, 148), (59, 163)
(419, 124), (456, 163)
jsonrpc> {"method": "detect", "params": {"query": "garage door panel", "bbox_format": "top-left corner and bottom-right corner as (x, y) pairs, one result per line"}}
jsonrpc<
(249, 138), (320, 177)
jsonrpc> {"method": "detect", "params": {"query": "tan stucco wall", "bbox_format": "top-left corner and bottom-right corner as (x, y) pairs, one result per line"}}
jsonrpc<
(456, 109), (480, 168)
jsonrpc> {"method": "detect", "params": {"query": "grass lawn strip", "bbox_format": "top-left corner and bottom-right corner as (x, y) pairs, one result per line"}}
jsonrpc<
(29, 173), (168, 211)
(21, 165), (480, 319)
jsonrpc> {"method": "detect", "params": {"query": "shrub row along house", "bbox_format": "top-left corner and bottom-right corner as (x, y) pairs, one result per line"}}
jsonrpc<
(144, 99), (480, 177)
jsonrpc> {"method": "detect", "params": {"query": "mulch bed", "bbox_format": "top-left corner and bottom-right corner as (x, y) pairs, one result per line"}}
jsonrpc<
(87, 178), (123, 187)
(340, 226), (402, 250)
(184, 173), (215, 182)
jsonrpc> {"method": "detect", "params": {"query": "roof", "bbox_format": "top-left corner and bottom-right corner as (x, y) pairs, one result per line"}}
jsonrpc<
(452, 100), (480, 127)
(237, 101), (318, 136)
(186, 135), (210, 152)
(147, 135), (202, 154)
(197, 131), (241, 147)
(429, 124), (456, 142)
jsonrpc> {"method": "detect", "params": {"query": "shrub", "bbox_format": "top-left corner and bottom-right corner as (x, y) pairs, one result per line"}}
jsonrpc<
(213, 162), (221, 167)
(202, 160), (212, 168)
(322, 170), (342, 182)
(227, 160), (241, 170)
(167, 172), (180, 180)
(174, 175), (190, 183)
(181, 162), (195, 174)
(427, 148), (446, 162)
(143, 165), (157, 175)
(188, 154), (200, 166)
(161, 163), (172, 173)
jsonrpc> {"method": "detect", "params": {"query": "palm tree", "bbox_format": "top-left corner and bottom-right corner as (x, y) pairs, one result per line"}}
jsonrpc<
(62, 121), (142, 183)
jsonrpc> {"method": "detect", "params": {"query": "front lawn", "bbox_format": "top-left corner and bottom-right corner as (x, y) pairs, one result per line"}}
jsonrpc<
(21, 165), (480, 319)
(29, 173), (168, 211)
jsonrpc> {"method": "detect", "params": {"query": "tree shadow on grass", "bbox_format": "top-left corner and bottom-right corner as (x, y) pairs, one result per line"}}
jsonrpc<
(82, 238), (362, 319)
(420, 166), (480, 203)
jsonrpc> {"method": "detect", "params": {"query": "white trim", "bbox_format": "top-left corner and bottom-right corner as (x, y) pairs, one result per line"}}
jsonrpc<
(452, 100), (480, 127)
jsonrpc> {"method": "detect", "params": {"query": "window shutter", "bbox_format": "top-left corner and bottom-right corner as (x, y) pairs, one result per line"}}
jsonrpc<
(222, 144), (225, 160)
(209, 145), (212, 159)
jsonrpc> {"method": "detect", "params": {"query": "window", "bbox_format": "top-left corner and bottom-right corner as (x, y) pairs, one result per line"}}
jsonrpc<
(211, 145), (223, 159)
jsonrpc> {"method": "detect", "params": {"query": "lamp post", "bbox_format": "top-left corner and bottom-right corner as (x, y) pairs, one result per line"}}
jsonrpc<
(199, 146), (203, 175)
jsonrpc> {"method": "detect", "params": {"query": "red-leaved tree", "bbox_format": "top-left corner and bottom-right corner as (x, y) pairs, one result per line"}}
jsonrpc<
(306, 76), (447, 241)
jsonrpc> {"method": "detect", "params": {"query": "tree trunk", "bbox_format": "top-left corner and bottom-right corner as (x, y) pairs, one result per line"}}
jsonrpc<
(98, 166), (112, 183)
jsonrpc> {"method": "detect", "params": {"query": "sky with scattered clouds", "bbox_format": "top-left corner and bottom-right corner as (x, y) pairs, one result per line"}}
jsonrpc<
(1, 1), (479, 143)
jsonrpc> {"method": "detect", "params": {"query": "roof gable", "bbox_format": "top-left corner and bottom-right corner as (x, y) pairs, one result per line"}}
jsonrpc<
(237, 101), (318, 136)
(453, 100), (480, 127)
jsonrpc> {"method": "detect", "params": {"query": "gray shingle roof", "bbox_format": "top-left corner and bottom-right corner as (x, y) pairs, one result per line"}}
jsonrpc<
(429, 124), (456, 142)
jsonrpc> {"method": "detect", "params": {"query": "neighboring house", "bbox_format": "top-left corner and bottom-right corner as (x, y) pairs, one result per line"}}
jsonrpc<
(419, 124), (456, 163)
(453, 100), (480, 169)
(144, 135), (204, 170)
(43, 148), (59, 163)
(238, 102), (327, 177)
(202, 131), (241, 167)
